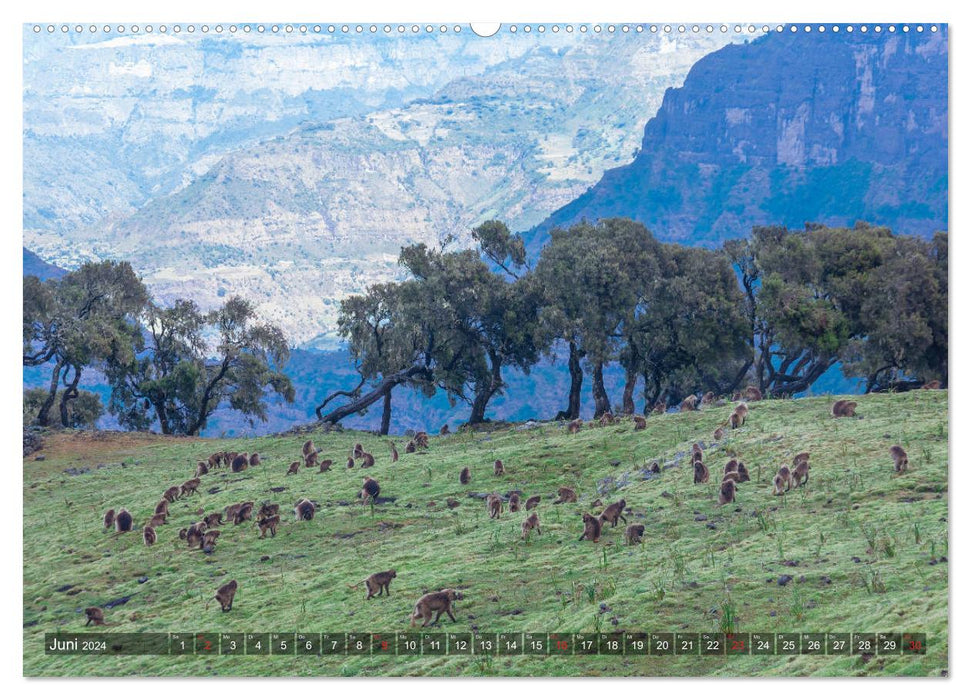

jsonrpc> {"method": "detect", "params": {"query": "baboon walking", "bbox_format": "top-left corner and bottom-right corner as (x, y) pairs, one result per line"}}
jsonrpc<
(567, 419), (583, 434)
(553, 487), (578, 504)
(599, 499), (627, 527)
(353, 570), (397, 599)
(410, 589), (462, 627)
(773, 466), (793, 495)
(890, 445), (910, 472)
(521, 513), (541, 540)
(524, 495), (541, 511)
(486, 493), (503, 519)
(257, 516), (279, 538)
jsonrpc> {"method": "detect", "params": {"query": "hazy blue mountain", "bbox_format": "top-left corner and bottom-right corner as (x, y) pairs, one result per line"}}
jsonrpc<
(22, 248), (67, 280)
(525, 27), (948, 252)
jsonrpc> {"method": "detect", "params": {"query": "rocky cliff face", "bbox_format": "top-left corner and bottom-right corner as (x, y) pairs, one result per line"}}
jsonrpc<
(527, 27), (948, 250)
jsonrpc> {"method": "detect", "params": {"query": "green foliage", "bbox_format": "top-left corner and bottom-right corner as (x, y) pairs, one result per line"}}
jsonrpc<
(23, 387), (103, 429)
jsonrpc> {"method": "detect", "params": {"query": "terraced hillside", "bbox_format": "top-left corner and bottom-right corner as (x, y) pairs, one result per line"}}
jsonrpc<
(23, 391), (948, 676)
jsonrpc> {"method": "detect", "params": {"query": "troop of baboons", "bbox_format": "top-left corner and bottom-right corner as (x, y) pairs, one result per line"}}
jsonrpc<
(85, 388), (921, 629)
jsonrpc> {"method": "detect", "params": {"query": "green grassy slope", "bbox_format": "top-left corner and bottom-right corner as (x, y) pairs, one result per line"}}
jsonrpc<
(23, 392), (948, 677)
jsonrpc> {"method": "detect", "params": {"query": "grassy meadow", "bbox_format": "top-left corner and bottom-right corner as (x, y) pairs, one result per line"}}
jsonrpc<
(23, 391), (948, 676)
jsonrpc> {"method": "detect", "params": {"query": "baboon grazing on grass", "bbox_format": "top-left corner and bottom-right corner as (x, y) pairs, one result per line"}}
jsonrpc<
(554, 487), (578, 504)
(258, 503), (279, 519)
(214, 580), (237, 612)
(525, 495), (541, 511)
(258, 516), (279, 538)
(224, 503), (242, 522)
(521, 513), (541, 540)
(508, 493), (521, 512)
(103, 509), (115, 530)
(693, 461), (710, 484)
(625, 523), (645, 545)
(287, 461), (300, 475)
(599, 412), (615, 427)
(633, 415), (647, 431)
(318, 459), (333, 473)
(890, 445), (910, 472)
(599, 499), (627, 527)
(180, 478), (201, 497)
(233, 503), (254, 525)
(567, 419), (583, 434)
(201, 530), (221, 549)
(355, 570), (397, 599)
(493, 459), (505, 476)
(578, 513), (602, 543)
(154, 500), (169, 516)
(680, 395), (698, 412)
(148, 513), (167, 528)
(792, 460), (810, 487)
(114, 509), (133, 532)
(360, 477), (380, 505)
(203, 512), (222, 528)
(459, 467), (471, 485)
(486, 493), (503, 519)
(773, 466), (793, 495)
(410, 589), (462, 627)
(85, 607), (105, 626)
(143, 526), (156, 546)
(713, 427), (725, 441)
(718, 479), (737, 505)
(832, 399), (857, 418)
(163, 486), (180, 503)
(294, 498), (316, 521)
(195, 461), (209, 477)
(230, 454), (249, 472)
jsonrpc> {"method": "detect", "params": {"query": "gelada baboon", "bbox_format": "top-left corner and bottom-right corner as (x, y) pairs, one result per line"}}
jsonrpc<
(360, 477), (380, 505)
(163, 486), (180, 503)
(567, 418), (583, 434)
(554, 487), (578, 504)
(294, 498), (316, 521)
(730, 404), (749, 429)
(143, 526), (156, 546)
(258, 516), (279, 538)
(195, 461), (209, 477)
(180, 478), (200, 497)
(360, 452), (375, 468)
(653, 400), (667, 414)
(405, 441), (416, 454)
(258, 503), (279, 519)
(524, 495), (541, 511)
(649, 461), (661, 474)
(213, 580), (238, 612)
(154, 500), (169, 516)
(633, 415), (647, 431)
(793, 452), (810, 467)
(599, 412), (615, 427)
(230, 453), (249, 473)
(493, 459), (505, 476)
(287, 461), (300, 475)
(352, 569), (397, 599)
(413, 431), (430, 448)
(203, 512), (222, 528)
(599, 499), (627, 527)
(486, 493), (503, 519)
(233, 503), (254, 525)
(249, 453), (261, 467)
(890, 445), (910, 472)
(590, 498), (603, 509)
(507, 493), (521, 513)
(625, 523), (646, 545)
(410, 589), (462, 627)
(390, 442), (399, 463)
(693, 461), (710, 484)
(103, 509), (115, 530)
(792, 460), (810, 487)
(713, 427), (725, 441)
(680, 395), (698, 412)
(832, 399), (857, 418)
(318, 459), (333, 473)
(736, 462), (751, 483)
(701, 391), (716, 406)
(84, 607), (105, 626)
(521, 512), (541, 540)
(718, 479), (737, 505)
(208, 452), (222, 469)
(114, 509), (133, 532)
(440, 424), (450, 436)
(305, 450), (318, 468)
(459, 467), (471, 485)
(724, 459), (738, 475)
(773, 466), (793, 496)
(201, 530), (221, 549)
(346, 457), (355, 469)
(722, 471), (741, 486)
(578, 513), (602, 543)
(744, 386), (763, 402)
(692, 443), (704, 464)
(148, 513), (167, 528)
(302, 439), (316, 458)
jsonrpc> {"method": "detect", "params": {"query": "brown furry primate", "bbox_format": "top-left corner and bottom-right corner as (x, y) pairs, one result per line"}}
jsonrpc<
(486, 493), (503, 519)
(440, 424), (450, 436)
(599, 412), (615, 427)
(493, 459), (505, 476)
(735, 462), (751, 483)
(154, 500), (169, 516)
(722, 471), (742, 486)
(287, 461), (300, 475)
(162, 486), (180, 503)
(103, 509), (115, 530)
(691, 443), (704, 464)
(208, 452), (222, 469)
(224, 503), (241, 522)
(346, 457), (355, 469)
(744, 386), (763, 401)
(405, 441), (416, 454)
(305, 450), (319, 469)
(793, 452), (810, 467)
(792, 460), (810, 487)
(724, 459), (738, 474)
(258, 503), (279, 519)
(147, 513), (167, 528)
(693, 461), (710, 484)
(554, 487), (578, 504)
(249, 453), (261, 467)
(890, 445), (910, 472)
(114, 509), (134, 532)
(360, 452), (375, 468)
(352, 570), (397, 599)
(701, 391), (716, 406)
(294, 498), (316, 521)
(599, 499), (627, 527)
(567, 419), (583, 434)
(390, 442), (399, 463)
(521, 513), (541, 540)
(360, 477), (380, 505)
(302, 440), (316, 457)
(459, 467), (471, 485)
(590, 499), (603, 509)
(84, 607), (106, 626)
(831, 399), (858, 418)
(213, 580), (238, 612)
(185, 523), (205, 548)
(625, 523), (646, 545)
(180, 478), (201, 497)
(524, 495), (541, 511)
(730, 403), (749, 429)
(713, 427), (725, 441)
(649, 461), (661, 474)
(352, 443), (364, 459)
(257, 516), (280, 538)
(201, 530), (221, 550)
(508, 493), (521, 513)
(195, 461), (209, 477)
(773, 466), (793, 496)
(653, 400), (667, 414)
(318, 459), (333, 473)
(633, 415), (647, 431)
(680, 395), (698, 412)
(410, 589), (462, 627)
(233, 503), (254, 525)
(578, 513), (602, 543)
(718, 479), (737, 505)
(413, 431), (430, 448)
(203, 512), (222, 528)
(143, 526), (157, 546)
(230, 454), (249, 472)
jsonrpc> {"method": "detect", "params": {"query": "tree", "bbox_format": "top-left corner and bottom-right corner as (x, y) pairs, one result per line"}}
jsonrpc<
(23, 261), (148, 427)
(106, 296), (294, 435)
(24, 388), (103, 430)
